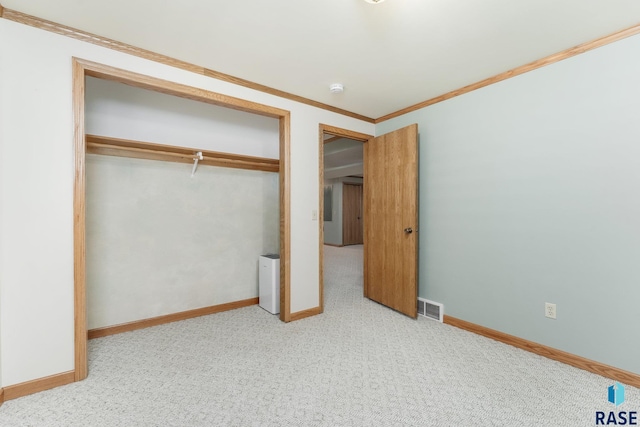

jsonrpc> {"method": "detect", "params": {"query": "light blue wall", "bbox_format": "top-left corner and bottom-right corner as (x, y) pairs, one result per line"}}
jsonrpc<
(377, 34), (640, 374)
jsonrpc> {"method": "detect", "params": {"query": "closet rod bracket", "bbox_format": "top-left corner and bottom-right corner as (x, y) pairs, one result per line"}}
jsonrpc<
(191, 151), (204, 177)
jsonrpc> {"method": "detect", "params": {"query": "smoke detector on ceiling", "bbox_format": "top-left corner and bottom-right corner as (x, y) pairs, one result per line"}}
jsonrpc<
(364, 0), (385, 3)
(330, 83), (344, 94)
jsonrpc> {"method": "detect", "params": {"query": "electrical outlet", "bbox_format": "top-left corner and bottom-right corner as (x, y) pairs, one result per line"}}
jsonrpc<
(545, 302), (557, 319)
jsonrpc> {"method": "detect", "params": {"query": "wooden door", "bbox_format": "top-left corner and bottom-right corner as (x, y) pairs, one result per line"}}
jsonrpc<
(343, 184), (363, 245)
(363, 124), (418, 318)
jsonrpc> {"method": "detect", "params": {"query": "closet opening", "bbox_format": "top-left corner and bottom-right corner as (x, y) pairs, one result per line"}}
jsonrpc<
(73, 58), (291, 382)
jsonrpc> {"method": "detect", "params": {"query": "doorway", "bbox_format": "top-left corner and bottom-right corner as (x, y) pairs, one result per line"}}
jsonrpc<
(318, 125), (372, 311)
(319, 123), (419, 318)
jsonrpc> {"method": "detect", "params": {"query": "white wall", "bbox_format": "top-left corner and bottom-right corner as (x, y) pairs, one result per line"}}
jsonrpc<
(323, 179), (343, 246)
(0, 18), (374, 387)
(377, 33), (640, 374)
(86, 155), (279, 329)
(86, 77), (280, 159)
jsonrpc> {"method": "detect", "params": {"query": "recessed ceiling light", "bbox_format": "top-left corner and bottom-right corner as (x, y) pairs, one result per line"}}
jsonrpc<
(364, 0), (385, 3)
(330, 83), (344, 94)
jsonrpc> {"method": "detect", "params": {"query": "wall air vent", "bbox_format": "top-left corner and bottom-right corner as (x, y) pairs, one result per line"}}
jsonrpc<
(417, 298), (443, 322)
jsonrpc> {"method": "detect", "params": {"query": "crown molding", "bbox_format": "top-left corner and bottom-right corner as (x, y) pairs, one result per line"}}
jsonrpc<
(3, 7), (639, 141)
(0, 7), (375, 124)
(376, 22), (640, 123)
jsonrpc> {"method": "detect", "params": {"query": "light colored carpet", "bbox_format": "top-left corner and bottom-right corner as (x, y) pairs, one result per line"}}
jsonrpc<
(0, 244), (636, 426)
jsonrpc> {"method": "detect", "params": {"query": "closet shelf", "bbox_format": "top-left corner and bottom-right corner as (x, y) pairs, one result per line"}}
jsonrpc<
(85, 134), (280, 173)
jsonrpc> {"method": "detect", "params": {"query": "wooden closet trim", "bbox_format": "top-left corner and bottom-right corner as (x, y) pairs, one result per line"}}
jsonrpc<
(279, 114), (291, 322)
(79, 59), (287, 119)
(73, 59), (87, 381)
(86, 134), (280, 173)
(74, 58), (292, 383)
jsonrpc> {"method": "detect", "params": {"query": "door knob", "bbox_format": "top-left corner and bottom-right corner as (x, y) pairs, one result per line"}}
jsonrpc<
(404, 227), (413, 234)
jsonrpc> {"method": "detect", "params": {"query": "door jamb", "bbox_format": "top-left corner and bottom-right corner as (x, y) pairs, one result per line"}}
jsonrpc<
(73, 58), (292, 381)
(318, 125), (373, 310)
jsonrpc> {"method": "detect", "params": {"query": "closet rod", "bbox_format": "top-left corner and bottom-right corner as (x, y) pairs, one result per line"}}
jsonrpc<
(85, 134), (279, 173)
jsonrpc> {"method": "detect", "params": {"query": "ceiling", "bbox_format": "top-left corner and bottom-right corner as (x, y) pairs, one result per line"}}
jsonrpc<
(5, 0), (640, 119)
(324, 138), (363, 180)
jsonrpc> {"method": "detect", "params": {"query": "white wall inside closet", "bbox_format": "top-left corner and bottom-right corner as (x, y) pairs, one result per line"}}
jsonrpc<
(85, 78), (280, 329)
(86, 77), (279, 158)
